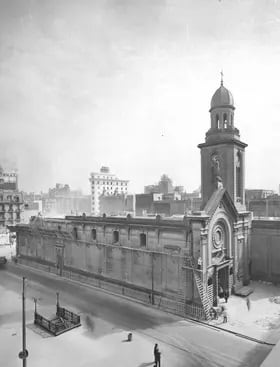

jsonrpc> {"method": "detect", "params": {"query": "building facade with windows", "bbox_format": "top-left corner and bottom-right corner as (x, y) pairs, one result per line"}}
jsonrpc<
(0, 167), (23, 229)
(89, 166), (129, 215)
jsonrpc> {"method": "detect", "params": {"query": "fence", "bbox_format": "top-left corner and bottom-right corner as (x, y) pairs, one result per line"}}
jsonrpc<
(56, 306), (80, 325)
(18, 251), (207, 320)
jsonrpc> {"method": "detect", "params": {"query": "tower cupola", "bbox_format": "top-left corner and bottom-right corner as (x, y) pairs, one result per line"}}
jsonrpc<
(198, 74), (248, 211)
(208, 74), (236, 137)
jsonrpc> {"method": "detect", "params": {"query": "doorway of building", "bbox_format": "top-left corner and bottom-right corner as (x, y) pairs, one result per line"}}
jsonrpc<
(218, 266), (228, 296)
(213, 262), (231, 306)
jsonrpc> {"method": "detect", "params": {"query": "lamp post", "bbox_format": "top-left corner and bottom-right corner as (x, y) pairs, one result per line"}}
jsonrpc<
(18, 277), (28, 366)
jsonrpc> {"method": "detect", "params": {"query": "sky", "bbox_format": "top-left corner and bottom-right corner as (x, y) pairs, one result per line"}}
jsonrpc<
(0, 0), (280, 195)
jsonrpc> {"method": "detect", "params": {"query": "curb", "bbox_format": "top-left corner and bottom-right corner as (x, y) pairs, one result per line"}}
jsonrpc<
(8, 261), (276, 347)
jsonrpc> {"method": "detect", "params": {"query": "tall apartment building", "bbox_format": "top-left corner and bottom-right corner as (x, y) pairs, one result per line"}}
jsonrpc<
(0, 167), (23, 230)
(89, 166), (129, 215)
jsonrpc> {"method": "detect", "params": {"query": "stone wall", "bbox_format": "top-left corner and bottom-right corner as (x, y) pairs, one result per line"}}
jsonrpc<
(17, 233), (204, 319)
(251, 219), (280, 282)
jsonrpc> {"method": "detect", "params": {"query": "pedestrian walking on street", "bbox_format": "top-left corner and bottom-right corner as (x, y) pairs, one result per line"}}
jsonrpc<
(154, 344), (159, 364)
(224, 289), (229, 303)
(222, 309), (228, 323)
(246, 296), (251, 311)
(155, 350), (161, 367)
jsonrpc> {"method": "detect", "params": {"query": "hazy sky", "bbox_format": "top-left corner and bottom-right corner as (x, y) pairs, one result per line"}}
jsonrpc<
(1, 0), (280, 194)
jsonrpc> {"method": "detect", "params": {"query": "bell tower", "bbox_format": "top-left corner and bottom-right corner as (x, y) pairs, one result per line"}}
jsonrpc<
(198, 75), (247, 211)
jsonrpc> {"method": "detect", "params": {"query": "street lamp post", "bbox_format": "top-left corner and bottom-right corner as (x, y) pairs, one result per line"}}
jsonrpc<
(18, 277), (28, 366)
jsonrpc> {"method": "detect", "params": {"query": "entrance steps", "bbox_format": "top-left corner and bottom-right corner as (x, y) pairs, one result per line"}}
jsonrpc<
(234, 286), (254, 297)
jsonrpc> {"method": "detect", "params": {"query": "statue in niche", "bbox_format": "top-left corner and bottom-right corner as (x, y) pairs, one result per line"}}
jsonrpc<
(212, 154), (223, 189)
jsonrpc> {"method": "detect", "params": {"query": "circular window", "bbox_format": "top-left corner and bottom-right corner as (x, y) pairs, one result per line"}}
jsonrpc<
(212, 224), (224, 249)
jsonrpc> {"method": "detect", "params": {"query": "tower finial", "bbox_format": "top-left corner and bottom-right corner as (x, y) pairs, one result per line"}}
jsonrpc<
(220, 69), (224, 86)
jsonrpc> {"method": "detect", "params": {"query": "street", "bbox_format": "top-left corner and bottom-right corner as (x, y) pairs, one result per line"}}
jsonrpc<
(0, 263), (272, 367)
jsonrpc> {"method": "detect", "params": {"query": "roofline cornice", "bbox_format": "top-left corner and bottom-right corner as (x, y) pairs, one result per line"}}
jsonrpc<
(198, 139), (248, 149)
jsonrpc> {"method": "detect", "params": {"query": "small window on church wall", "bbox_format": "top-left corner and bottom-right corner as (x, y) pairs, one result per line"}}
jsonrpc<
(113, 230), (119, 243)
(140, 233), (147, 247)
(92, 228), (97, 240)
(73, 227), (78, 240)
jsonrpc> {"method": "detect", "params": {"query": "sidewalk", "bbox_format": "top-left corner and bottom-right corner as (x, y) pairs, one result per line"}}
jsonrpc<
(10, 261), (280, 345)
(209, 281), (280, 344)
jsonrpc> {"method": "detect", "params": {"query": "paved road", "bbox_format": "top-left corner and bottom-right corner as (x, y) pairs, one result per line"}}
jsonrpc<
(0, 263), (272, 367)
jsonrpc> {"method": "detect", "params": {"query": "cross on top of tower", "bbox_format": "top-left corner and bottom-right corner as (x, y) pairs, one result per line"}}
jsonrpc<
(220, 70), (224, 86)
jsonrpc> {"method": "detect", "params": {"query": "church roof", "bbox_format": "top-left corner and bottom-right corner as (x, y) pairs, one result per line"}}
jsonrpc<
(203, 187), (238, 220)
(210, 84), (234, 110)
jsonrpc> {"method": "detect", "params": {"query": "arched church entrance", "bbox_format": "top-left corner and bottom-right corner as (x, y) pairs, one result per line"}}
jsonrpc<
(211, 219), (233, 306)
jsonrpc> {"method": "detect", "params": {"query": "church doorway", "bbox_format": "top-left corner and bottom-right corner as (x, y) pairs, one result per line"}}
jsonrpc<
(218, 266), (228, 295)
(213, 260), (232, 306)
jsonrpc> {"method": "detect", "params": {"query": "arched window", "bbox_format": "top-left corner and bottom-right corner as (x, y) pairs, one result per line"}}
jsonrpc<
(215, 114), (219, 129)
(223, 113), (228, 128)
(113, 230), (119, 243)
(140, 233), (147, 247)
(92, 228), (97, 240)
(231, 115), (233, 125)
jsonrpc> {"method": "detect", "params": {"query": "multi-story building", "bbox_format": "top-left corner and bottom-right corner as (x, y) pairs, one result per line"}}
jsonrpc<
(89, 166), (129, 215)
(41, 184), (91, 217)
(0, 167), (23, 229)
(144, 174), (183, 195)
(99, 193), (134, 216)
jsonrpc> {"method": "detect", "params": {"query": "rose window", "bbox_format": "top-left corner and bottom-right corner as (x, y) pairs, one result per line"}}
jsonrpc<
(212, 225), (225, 250)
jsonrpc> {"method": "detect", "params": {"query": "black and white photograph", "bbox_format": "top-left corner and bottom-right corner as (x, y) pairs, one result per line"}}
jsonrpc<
(1, 1), (280, 366)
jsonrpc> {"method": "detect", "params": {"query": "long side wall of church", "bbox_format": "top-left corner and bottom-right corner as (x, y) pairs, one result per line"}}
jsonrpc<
(17, 228), (203, 318)
(251, 219), (280, 283)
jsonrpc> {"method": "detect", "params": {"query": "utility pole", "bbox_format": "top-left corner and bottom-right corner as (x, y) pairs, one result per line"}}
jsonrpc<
(18, 277), (28, 366)
(151, 252), (154, 305)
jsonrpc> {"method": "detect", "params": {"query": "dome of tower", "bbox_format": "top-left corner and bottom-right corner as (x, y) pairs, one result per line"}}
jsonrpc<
(210, 84), (234, 110)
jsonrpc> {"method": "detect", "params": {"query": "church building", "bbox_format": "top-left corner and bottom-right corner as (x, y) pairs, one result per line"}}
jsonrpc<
(197, 76), (251, 306)
(10, 77), (252, 320)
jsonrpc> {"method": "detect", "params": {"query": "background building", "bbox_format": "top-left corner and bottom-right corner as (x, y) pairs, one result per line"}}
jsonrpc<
(43, 183), (91, 217)
(22, 192), (43, 223)
(89, 166), (129, 215)
(22, 184), (91, 219)
(0, 166), (23, 230)
(99, 193), (134, 216)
